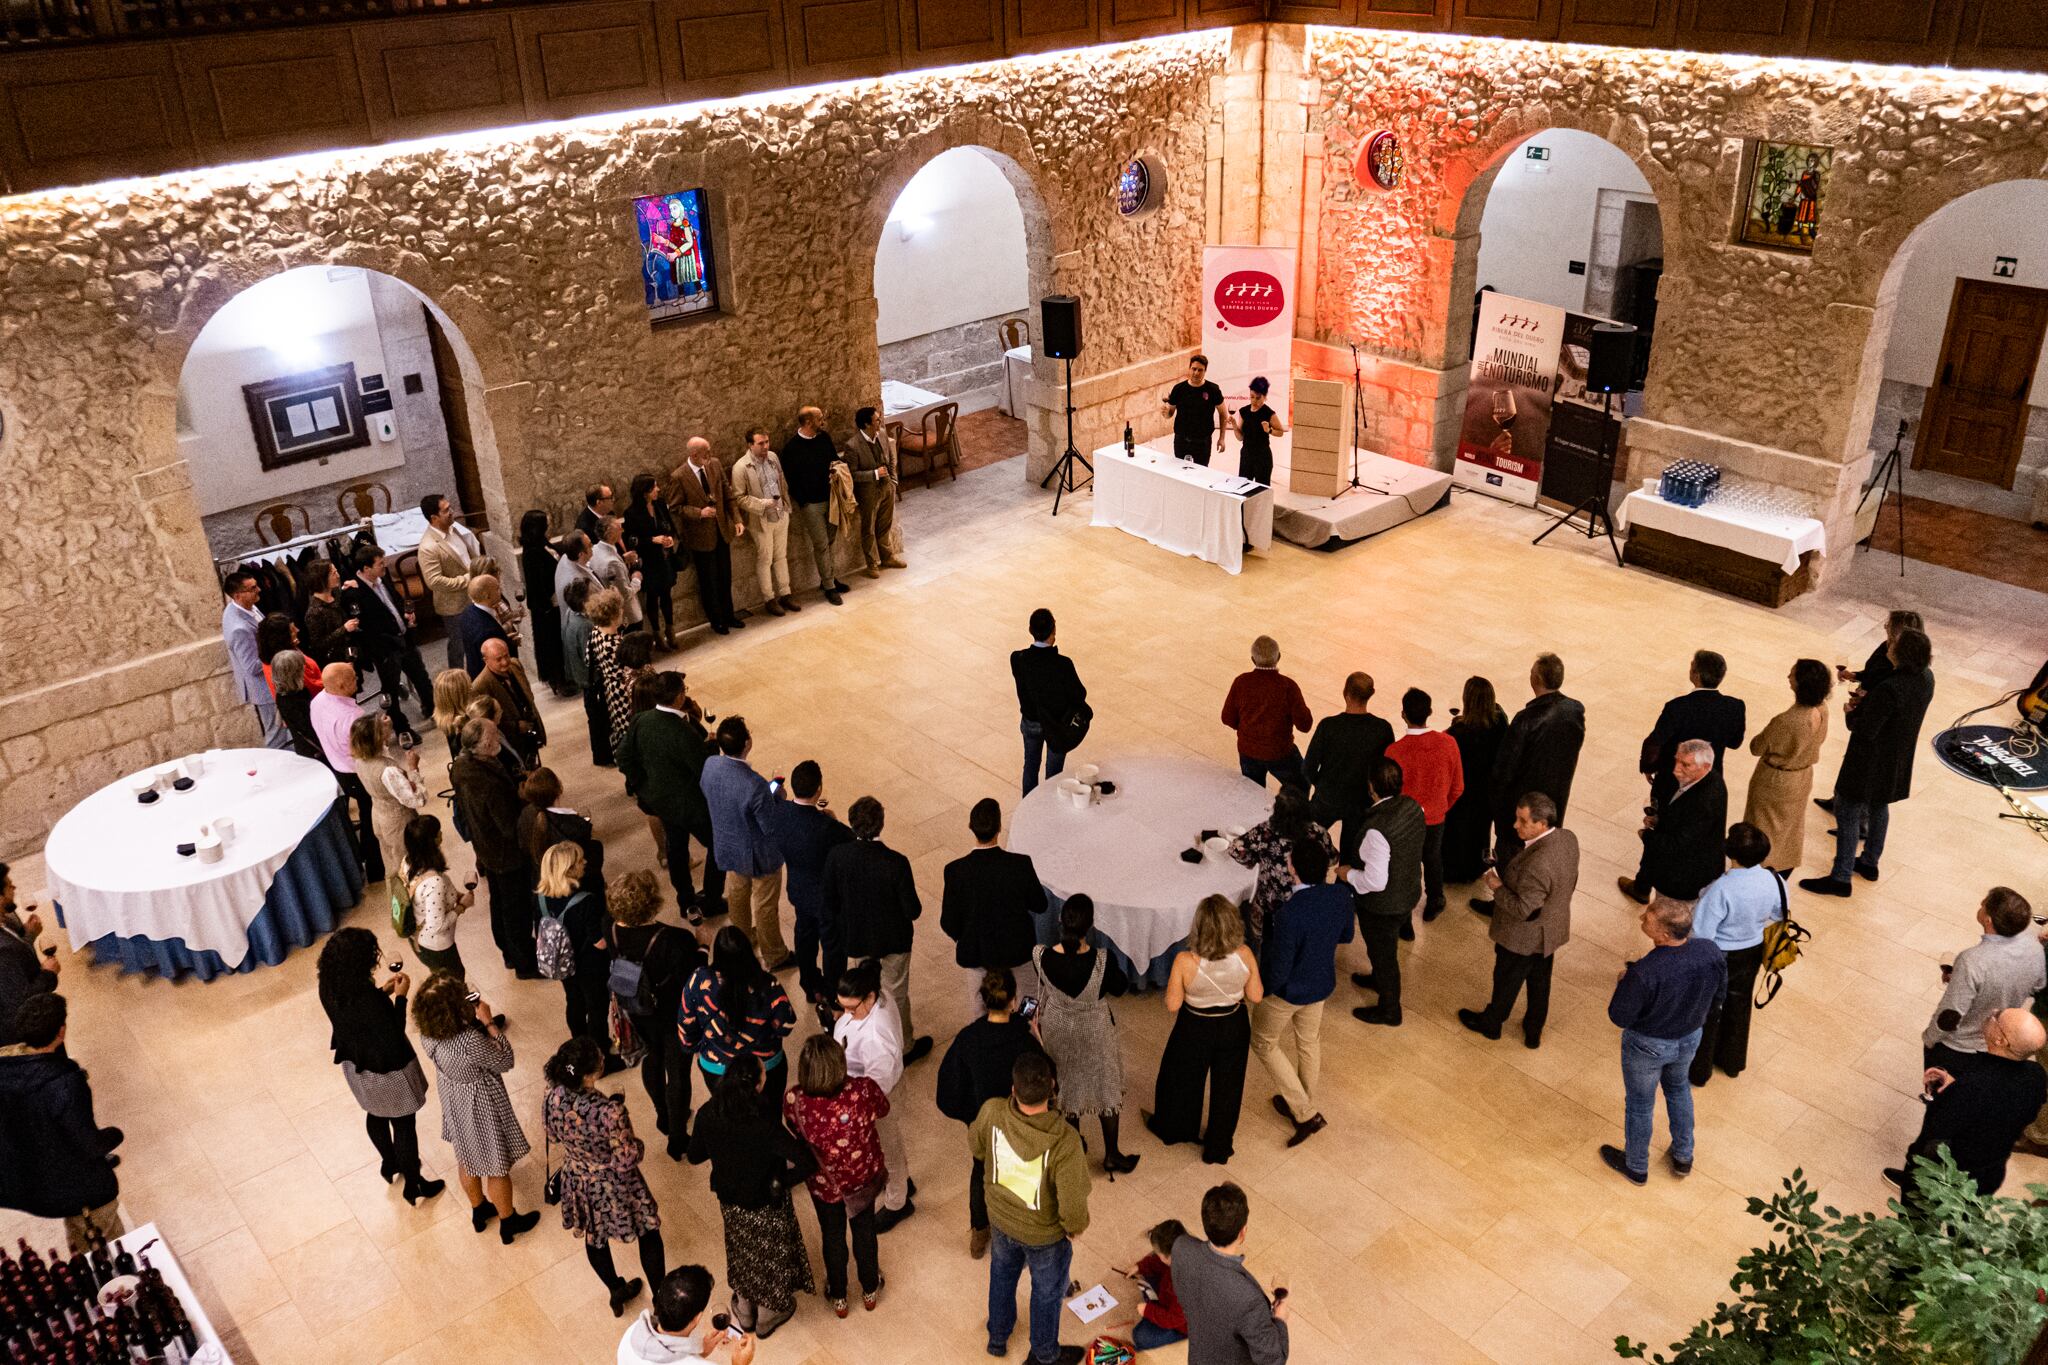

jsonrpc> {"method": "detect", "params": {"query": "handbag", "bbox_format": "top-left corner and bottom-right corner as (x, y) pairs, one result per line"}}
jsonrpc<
(1047, 698), (1094, 753)
(1754, 872), (1809, 1008)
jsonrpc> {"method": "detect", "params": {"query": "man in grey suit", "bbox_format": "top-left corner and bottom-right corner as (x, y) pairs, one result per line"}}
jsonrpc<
(1172, 1182), (1289, 1365)
(1459, 792), (1577, 1048)
(221, 568), (288, 748)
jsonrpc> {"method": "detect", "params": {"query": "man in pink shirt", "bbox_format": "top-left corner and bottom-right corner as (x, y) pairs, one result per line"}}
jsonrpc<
(308, 663), (381, 879)
(1220, 636), (1312, 789)
(1386, 688), (1463, 922)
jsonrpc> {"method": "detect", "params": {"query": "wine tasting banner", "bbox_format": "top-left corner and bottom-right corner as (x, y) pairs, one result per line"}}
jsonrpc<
(1455, 292), (1566, 507)
(1200, 245), (1298, 421)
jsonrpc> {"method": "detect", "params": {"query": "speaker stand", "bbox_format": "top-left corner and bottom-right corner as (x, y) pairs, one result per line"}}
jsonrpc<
(1040, 355), (1093, 516)
(1531, 389), (1623, 565)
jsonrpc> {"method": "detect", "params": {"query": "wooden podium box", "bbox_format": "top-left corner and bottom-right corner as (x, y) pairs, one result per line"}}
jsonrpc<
(1290, 378), (1352, 498)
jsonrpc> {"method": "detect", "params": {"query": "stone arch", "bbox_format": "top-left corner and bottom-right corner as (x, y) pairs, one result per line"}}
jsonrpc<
(159, 247), (530, 560)
(1839, 173), (2048, 479)
(1433, 112), (1682, 376)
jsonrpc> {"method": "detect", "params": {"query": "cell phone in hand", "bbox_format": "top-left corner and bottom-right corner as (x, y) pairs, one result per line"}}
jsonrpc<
(1017, 996), (1039, 1022)
(769, 777), (783, 795)
(709, 1312), (745, 1341)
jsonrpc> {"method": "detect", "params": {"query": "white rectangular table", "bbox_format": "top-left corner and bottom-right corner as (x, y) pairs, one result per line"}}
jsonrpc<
(1002, 344), (1032, 416)
(1090, 436), (1275, 574)
(1614, 479), (1825, 574)
(881, 379), (947, 432)
(115, 1222), (227, 1358)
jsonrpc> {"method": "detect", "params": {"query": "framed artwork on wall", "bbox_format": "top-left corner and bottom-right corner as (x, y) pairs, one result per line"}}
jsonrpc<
(633, 187), (720, 327)
(242, 362), (369, 471)
(1737, 141), (1831, 254)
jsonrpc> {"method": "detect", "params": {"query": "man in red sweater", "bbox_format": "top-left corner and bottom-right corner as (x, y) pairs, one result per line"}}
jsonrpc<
(1387, 687), (1464, 921)
(1221, 636), (1312, 788)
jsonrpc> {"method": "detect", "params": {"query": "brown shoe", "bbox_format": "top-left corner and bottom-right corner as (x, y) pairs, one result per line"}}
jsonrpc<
(764, 600), (785, 617)
(2014, 1137), (2048, 1159)
(881, 556), (907, 570)
(1615, 875), (1650, 904)
(779, 595), (802, 612)
(969, 1227), (991, 1259)
(863, 565), (881, 579)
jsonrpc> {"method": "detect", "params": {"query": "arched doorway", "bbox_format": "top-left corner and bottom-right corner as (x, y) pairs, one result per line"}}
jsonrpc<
(178, 264), (509, 686)
(1462, 128), (1664, 402)
(1848, 180), (2048, 528)
(871, 145), (1053, 476)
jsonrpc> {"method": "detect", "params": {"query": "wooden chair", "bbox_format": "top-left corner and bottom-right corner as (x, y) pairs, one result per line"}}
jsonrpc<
(336, 480), (393, 521)
(894, 402), (961, 489)
(252, 502), (311, 545)
(390, 548), (430, 612)
(998, 317), (1030, 352)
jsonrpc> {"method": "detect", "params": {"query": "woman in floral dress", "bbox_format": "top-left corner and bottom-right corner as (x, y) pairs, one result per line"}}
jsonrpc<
(688, 1053), (814, 1336)
(784, 1034), (887, 1318)
(1227, 785), (1335, 945)
(543, 1037), (666, 1317)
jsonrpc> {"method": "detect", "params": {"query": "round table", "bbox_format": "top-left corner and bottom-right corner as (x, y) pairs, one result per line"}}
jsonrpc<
(1009, 754), (1274, 980)
(46, 747), (362, 980)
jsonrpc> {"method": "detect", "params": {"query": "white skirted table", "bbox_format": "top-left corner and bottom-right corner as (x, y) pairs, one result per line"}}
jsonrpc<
(1089, 436), (1276, 574)
(1008, 754), (1274, 985)
(1614, 479), (1827, 605)
(46, 748), (361, 980)
(881, 378), (947, 430)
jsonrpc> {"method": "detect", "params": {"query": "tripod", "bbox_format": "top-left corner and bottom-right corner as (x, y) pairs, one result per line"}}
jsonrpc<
(1531, 389), (1623, 565)
(1040, 355), (1092, 515)
(1857, 418), (1907, 576)
(1345, 342), (1370, 492)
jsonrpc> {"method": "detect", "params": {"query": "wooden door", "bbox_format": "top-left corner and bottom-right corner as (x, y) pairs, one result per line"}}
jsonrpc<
(424, 304), (488, 531)
(1913, 278), (2048, 489)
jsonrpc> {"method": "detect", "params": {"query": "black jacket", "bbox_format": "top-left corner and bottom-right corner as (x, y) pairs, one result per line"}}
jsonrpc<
(611, 922), (703, 1024)
(1303, 711), (1394, 818)
(822, 839), (922, 959)
(1908, 1049), (2047, 1199)
(1011, 645), (1087, 729)
(0, 1049), (119, 1219)
(1493, 690), (1587, 821)
(0, 926), (56, 1048)
(451, 751), (527, 872)
(276, 689), (328, 765)
(766, 800), (855, 921)
(1835, 664), (1936, 805)
(1639, 689), (1746, 807)
(518, 806), (606, 889)
(322, 982), (417, 1075)
(337, 574), (413, 657)
(936, 1017), (1045, 1124)
(1639, 770), (1728, 901)
(941, 847), (1045, 970)
(687, 1101), (814, 1209)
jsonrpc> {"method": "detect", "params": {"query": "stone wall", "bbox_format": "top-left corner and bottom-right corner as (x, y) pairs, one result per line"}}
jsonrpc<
(0, 32), (1232, 855)
(877, 307), (1029, 411)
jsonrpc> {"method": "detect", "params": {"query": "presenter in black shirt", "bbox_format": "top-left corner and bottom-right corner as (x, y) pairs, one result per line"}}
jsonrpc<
(1161, 354), (1225, 466)
(1227, 376), (1287, 486)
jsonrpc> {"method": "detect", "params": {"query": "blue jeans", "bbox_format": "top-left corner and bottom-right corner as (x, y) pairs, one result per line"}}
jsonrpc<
(1238, 748), (1306, 790)
(1021, 720), (1067, 796)
(987, 1228), (1072, 1362)
(1622, 1027), (1701, 1175)
(1830, 798), (1889, 881)
(1131, 1318), (1187, 1350)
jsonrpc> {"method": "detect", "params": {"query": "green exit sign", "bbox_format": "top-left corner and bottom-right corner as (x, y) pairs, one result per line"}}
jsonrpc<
(1525, 145), (1551, 161)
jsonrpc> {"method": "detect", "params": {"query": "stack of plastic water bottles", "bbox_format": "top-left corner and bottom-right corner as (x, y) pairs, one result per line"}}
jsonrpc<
(1658, 460), (1721, 508)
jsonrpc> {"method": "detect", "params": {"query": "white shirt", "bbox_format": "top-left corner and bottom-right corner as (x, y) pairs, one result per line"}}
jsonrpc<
(450, 521), (482, 560)
(617, 1310), (714, 1365)
(834, 994), (904, 1095)
(1340, 796), (1396, 894)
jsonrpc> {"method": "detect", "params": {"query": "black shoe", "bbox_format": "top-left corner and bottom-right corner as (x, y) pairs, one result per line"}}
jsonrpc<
(1469, 898), (1495, 917)
(1882, 1166), (1908, 1191)
(1522, 1031), (1541, 1050)
(711, 624), (729, 636)
(1422, 903), (1445, 922)
(1053, 1347), (1086, 1365)
(471, 1199), (498, 1232)
(1103, 1152), (1141, 1174)
(403, 1176), (446, 1206)
(727, 618), (747, 630)
(825, 590), (844, 605)
(608, 1277), (645, 1318)
(1457, 1008), (1501, 1041)
(1814, 797), (1836, 814)
(1350, 971), (1379, 991)
(1853, 861), (1880, 882)
(1399, 922), (1416, 942)
(904, 1036), (934, 1065)
(514, 967), (543, 980)
(833, 580), (851, 593)
(761, 954), (796, 974)
(1600, 1144), (1647, 1186)
(1798, 876), (1853, 898)
(499, 1209), (540, 1244)
(1286, 1114), (1327, 1148)
(1669, 1151), (1693, 1178)
(873, 1199), (916, 1233)
(1353, 1005), (1402, 1027)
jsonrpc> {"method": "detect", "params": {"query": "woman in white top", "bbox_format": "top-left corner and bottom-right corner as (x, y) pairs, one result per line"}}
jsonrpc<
(1143, 894), (1263, 1165)
(401, 813), (472, 978)
(350, 713), (428, 897)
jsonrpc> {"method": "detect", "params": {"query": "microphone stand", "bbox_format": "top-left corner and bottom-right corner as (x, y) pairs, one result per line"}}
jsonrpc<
(1346, 342), (1368, 493)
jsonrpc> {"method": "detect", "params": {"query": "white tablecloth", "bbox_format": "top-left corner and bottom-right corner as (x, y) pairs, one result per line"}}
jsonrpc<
(1614, 480), (1826, 574)
(1002, 344), (1032, 416)
(882, 379), (948, 432)
(1008, 755), (1274, 973)
(1090, 436), (1276, 574)
(115, 1223), (226, 1358)
(372, 506), (431, 557)
(46, 748), (341, 959)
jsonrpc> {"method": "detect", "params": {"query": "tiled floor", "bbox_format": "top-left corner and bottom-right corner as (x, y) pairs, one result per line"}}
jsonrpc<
(9, 469), (2048, 1364)
(1865, 492), (2048, 594)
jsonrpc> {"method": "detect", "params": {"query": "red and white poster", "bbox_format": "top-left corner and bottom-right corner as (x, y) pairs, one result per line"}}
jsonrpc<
(1200, 245), (1297, 420)
(1455, 291), (1566, 507)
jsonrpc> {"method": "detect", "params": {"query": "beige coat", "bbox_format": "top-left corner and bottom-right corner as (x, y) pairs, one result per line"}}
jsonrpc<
(416, 523), (475, 617)
(1491, 827), (1577, 957)
(1743, 704), (1827, 871)
(730, 449), (791, 528)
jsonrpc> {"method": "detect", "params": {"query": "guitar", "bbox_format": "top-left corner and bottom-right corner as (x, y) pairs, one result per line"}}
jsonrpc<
(2022, 658), (2048, 727)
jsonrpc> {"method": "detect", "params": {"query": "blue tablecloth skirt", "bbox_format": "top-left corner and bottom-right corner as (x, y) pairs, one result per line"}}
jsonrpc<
(56, 806), (363, 981)
(1031, 889), (1181, 992)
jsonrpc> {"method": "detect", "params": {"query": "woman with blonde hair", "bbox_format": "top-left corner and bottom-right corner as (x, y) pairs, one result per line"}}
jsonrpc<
(350, 712), (428, 896)
(585, 587), (636, 754)
(536, 842), (619, 1066)
(1144, 894), (1263, 1164)
(609, 869), (705, 1157)
(432, 669), (473, 755)
(413, 972), (537, 1243)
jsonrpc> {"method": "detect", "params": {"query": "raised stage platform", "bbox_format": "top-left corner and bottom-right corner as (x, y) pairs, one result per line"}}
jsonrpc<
(1264, 437), (1454, 549)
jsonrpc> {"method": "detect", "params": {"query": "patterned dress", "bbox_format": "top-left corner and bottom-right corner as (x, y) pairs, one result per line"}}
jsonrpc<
(590, 629), (634, 754)
(542, 1084), (663, 1246)
(422, 1028), (528, 1178)
(1032, 944), (1123, 1117)
(1228, 818), (1337, 942)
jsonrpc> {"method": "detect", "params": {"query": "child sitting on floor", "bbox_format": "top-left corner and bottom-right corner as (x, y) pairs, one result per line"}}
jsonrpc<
(1114, 1218), (1189, 1351)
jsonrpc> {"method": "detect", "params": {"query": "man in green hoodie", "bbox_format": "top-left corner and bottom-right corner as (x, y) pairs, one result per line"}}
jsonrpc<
(971, 1051), (1090, 1365)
